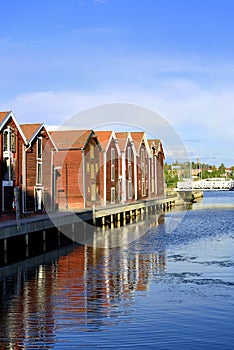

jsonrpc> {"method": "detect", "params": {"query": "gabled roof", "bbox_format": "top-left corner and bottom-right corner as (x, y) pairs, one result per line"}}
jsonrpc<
(95, 130), (120, 155)
(130, 132), (145, 153)
(115, 132), (132, 152)
(130, 131), (151, 157)
(21, 123), (43, 143)
(148, 139), (165, 158)
(50, 129), (100, 150)
(21, 123), (58, 150)
(0, 110), (27, 144)
(0, 111), (10, 125)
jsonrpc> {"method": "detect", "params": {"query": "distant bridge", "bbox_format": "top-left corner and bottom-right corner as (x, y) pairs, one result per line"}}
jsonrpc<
(177, 178), (234, 190)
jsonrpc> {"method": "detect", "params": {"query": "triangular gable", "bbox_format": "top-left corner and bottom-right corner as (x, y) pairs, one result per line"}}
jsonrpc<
(148, 139), (165, 159)
(21, 123), (58, 150)
(115, 131), (137, 157)
(0, 110), (27, 144)
(130, 131), (151, 158)
(95, 130), (121, 156)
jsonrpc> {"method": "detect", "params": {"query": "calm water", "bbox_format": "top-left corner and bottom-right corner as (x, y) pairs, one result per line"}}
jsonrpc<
(0, 191), (234, 349)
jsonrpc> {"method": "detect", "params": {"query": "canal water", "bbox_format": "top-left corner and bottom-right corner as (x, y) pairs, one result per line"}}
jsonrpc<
(0, 191), (234, 349)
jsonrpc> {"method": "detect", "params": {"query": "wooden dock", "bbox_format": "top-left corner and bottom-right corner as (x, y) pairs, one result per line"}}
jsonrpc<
(0, 195), (181, 257)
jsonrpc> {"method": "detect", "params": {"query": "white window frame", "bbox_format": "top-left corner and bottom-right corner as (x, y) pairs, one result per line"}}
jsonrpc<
(128, 181), (132, 199)
(90, 144), (94, 159)
(111, 187), (115, 204)
(142, 180), (146, 196)
(128, 146), (131, 162)
(37, 137), (42, 160)
(91, 163), (95, 179)
(111, 148), (115, 182)
(36, 162), (42, 185)
(91, 183), (96, 201)
(34, 187), (44, 211)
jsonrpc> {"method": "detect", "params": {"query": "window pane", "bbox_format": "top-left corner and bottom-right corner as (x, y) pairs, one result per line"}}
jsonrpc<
(90, 144), (94, 159)
(37, 138), (42, 159)
(37, 162), (42, 184)
(111, 187), (115, 204)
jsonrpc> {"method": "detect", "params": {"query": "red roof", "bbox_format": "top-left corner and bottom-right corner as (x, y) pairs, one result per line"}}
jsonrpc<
(50, 130), (94, 150)
(21, 123), (43, 142)
(95, 131), (113, 151)
(130, 131), (145, 152)
(115, 132), (129, 152)
(0, 111), (10, 125)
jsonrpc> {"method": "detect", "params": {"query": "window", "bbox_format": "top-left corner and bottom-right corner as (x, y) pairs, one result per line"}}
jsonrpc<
(10, 133), (16, 152)
(37, 162), (42, 185)
(151, 159), (155, 193)
(86, 162), (90, 172)
(37, 137), (42, 159)
(128, 146), (131, 162)
(128, 163), (132, 180)
(91, 164), (95, 179)
(90, 144), (94, 159)
(111, 148), (115, 181)
(142, 180), (146, 196)
(128, 146), (132, 180)
(141, 149), (145, 164)
(128, 181), (132, 199)
(35, 188), (43, 211)
(91, 184), (96, 201)
(142, 164), (145, 179)
(3, 130), (8, 152)
(111, 187), (115, 204)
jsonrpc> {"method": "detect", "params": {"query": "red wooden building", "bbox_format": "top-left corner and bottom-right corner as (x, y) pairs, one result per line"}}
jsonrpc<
(0, 111), (26, 215)
(148, 139), (165, 198)
(115, 132), (137, 203)
(20, 123), (56, 213)
(95, 131), (121, 206)
(50, 129), (101, 209)
(130, 132), (152, 200)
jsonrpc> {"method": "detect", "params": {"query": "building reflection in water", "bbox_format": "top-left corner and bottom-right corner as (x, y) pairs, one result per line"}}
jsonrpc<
(0, 214), (166, 347)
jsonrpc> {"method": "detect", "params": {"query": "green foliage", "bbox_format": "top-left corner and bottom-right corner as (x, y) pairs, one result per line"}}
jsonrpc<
(165, 160), (234, 183)
(164, 168), (179, 188)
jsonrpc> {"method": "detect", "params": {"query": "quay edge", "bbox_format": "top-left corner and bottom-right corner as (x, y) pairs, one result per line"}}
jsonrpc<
(0, 196), (180, 243)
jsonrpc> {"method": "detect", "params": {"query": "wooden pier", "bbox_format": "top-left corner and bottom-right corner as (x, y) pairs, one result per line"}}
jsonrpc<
(0, 195), (179, 259)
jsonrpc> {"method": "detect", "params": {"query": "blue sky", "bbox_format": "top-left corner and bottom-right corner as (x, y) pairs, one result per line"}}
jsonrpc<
(1, 0), (234, 166)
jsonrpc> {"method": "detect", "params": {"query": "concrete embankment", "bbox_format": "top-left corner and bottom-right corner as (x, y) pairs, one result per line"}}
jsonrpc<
(168, 189), (204, 205)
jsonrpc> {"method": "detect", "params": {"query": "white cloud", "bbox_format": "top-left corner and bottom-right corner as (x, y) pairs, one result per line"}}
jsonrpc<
(2, 75), (234, 165)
